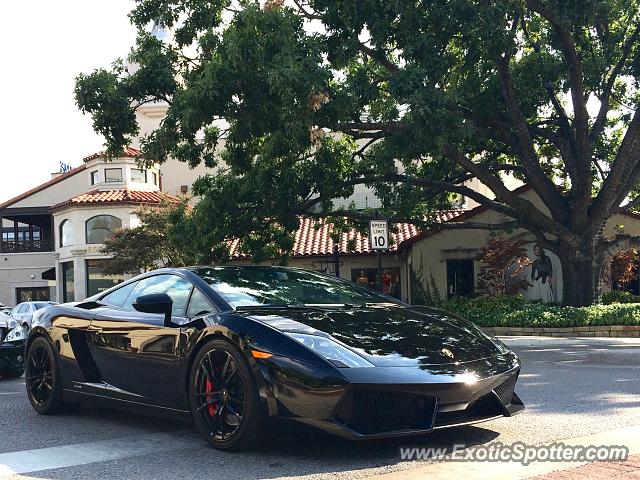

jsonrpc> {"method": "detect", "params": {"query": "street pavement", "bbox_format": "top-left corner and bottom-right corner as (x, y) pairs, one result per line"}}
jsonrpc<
(0, 337), (639, 480)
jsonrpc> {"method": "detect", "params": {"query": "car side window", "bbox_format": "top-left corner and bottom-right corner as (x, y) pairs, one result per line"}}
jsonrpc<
(123, 274), (192, 317)
(186, 289), (215, 318)
(101, 282), (138, 308)
(17, 304), (28, 314)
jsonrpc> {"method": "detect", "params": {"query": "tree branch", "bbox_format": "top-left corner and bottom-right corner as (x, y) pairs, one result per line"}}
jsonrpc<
(356, 43), (400, 73)
(592, 108), (640, 223)
(291, 0), (323, 20)
(495, 55), (568, 221)
(590, 21), (640, 146)
(443, 145), (579, 247)
(525, 0), (589, 164)
(619, 196), (640, 214)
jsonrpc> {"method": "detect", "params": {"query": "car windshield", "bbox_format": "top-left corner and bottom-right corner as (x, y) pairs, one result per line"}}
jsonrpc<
(194, 267), (399, 308)
(34, 302), (54, 310)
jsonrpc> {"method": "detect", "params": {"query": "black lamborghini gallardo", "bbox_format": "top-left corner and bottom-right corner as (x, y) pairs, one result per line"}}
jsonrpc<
(26, 266), (523, 450)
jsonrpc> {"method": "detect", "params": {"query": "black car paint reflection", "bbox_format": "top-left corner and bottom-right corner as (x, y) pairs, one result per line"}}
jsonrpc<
(27, 266), (524, 440)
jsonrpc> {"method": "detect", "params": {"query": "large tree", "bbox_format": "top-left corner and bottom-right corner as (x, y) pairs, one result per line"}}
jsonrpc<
(75, 0), (640, 306)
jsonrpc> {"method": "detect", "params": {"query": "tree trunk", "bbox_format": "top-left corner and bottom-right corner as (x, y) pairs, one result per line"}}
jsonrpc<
(558, 243), (596, 307)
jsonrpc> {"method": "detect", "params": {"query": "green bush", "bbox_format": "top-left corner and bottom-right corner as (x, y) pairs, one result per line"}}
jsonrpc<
(601, 290), (640, 305)
(440, 295), (640, 327)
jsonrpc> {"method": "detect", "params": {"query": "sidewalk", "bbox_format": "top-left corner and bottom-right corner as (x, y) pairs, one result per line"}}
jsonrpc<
(529, 454), (640, 479)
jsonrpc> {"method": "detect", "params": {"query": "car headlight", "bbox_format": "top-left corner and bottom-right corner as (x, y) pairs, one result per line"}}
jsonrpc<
(287, 333), (374, 368)
(8, 319), (17, 329)
(4, 326), (27, 343)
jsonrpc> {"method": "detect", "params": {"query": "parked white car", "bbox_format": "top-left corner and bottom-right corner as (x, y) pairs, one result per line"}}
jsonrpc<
(10, 302), (57, 330)
(0, 311), (17, 342)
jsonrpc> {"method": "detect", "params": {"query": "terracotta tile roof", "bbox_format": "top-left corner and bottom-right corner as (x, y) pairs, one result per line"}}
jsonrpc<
(0, 164), (87, 210)
(83, 146), (142, 162)
(51, 189), (179, 211)
(228, 211), (466, 258)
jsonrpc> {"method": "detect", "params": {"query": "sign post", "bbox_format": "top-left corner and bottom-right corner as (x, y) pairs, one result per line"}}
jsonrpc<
(369, 220), (388, 292)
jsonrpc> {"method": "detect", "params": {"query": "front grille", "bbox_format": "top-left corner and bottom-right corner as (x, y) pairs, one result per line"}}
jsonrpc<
(493, 371), (519, 406)
(335, 390), (436, 435)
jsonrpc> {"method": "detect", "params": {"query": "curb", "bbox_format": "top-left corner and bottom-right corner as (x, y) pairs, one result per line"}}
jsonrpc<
(483, 326), (640, 337)
(499, 335), (640, 347)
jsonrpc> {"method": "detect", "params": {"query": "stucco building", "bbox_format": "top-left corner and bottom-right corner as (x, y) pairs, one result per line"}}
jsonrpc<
(397, 185), (640, 304)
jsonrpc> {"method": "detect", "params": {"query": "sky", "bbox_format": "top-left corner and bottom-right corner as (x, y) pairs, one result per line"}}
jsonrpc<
(0, 0), (137, 204)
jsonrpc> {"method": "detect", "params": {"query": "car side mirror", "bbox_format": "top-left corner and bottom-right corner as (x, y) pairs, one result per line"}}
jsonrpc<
(132, 293), (173, 327)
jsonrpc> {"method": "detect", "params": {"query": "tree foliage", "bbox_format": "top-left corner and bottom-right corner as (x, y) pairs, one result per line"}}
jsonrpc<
(76, 0), (640, 305)
(101, 198), (195, 274)
(607, 248), (639, 290)
(476, 237), (531, 296)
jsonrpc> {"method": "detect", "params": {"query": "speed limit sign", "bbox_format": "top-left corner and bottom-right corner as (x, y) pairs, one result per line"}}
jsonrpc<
(369, 220), (389, 250)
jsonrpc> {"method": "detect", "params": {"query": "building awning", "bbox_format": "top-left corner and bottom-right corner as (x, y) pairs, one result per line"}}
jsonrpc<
(42, 267), (56, 281)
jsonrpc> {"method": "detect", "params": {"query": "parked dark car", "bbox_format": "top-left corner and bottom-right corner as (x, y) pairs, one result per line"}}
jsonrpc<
(26, 266), (523, 450)
(0, 323), (26, 378)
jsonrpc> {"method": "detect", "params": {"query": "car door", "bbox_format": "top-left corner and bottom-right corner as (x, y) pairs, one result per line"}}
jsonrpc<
(87, 274), (193, 409)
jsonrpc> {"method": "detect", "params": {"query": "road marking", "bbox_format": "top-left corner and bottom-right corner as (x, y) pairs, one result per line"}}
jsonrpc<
(0, 392), (20, 395)
(0, 430), (199, 475)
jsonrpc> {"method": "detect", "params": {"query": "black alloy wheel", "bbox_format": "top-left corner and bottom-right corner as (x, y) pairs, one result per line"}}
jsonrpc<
(25, 337), (75, 414)
(189, 339), (263, 450)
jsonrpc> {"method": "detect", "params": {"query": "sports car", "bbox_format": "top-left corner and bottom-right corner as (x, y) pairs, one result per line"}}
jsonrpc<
(27, 266), (523, 450)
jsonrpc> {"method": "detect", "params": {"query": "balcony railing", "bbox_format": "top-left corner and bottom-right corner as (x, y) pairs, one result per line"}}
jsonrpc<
(0, 239), (54, 253)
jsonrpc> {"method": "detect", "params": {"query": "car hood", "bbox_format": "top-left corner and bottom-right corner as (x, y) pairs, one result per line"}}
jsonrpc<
(245, 305), (502, 367)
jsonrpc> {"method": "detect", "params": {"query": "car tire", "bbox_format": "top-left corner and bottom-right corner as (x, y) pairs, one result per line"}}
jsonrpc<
(22, 323), (29, 332)
(0, 368), (24, 378)
(25, 337), (73, 414)
(188, 338), (264, 451)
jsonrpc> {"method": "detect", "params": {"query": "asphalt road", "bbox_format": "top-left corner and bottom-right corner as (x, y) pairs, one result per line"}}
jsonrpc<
(1, 337), (639, 480)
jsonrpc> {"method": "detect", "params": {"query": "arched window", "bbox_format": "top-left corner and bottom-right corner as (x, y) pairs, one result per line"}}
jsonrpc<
(85, 215), (122, 244)
(59, 220), (73, 247)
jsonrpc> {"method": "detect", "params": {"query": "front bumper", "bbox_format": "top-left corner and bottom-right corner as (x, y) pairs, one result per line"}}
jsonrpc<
(260, 352), (524, 439)
(0, 341), (25, 372)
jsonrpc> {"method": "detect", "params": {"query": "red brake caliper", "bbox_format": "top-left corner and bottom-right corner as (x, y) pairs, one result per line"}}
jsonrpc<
(205, 378), (218, 416)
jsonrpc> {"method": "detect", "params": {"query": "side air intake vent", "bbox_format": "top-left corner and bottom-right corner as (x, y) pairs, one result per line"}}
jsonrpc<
(493, 371), (519, 406)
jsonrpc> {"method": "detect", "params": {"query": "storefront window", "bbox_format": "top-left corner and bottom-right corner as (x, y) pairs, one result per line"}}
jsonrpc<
(16, 287), (50, 303)
(86, 259), (125, 297)
(62, 261), (74, 302)
(351, 268), (401, 298)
